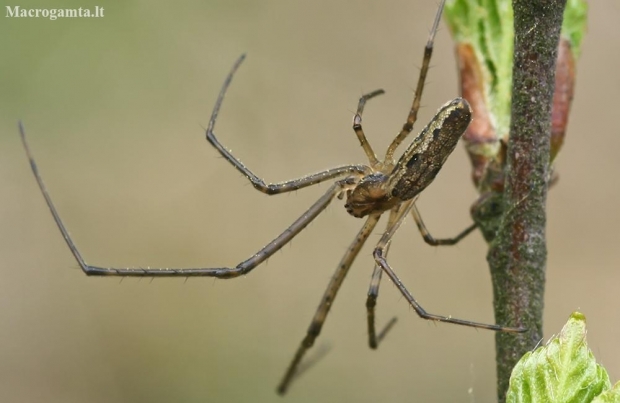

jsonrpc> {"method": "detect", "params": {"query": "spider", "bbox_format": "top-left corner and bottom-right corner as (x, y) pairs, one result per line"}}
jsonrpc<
(20, 0), (525, 395)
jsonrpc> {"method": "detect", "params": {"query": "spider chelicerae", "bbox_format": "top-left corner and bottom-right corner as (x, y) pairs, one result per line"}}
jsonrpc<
(20, 0), (525, 395)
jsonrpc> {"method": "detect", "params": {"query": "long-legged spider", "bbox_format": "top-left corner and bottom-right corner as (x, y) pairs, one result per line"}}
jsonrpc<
(20, 0), (525, 395)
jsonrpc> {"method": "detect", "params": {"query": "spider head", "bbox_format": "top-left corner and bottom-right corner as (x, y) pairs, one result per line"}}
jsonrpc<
(344, 173), (397, 218)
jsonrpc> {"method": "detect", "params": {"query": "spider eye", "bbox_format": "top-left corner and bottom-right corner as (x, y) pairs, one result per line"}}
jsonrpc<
(406, 154), (420, 168)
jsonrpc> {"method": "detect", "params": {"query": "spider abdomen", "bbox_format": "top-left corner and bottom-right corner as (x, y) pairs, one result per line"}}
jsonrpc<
(387, 97), (472, 201)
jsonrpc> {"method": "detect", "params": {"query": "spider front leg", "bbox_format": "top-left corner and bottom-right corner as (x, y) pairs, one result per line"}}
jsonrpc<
(277, 214), (381, 395)
(207, 54), (370, 195)
(373, 200), (526, 333)
(20, 119), (352, 278)
(19, 54), (373, 278)
(411, 203), (477, 246)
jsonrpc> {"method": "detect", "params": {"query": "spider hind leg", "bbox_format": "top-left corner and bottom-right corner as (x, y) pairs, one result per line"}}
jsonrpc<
(277, 214), (381, 395)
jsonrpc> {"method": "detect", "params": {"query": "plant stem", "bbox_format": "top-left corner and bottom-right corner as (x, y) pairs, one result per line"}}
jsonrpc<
(487, 1), (567, 400)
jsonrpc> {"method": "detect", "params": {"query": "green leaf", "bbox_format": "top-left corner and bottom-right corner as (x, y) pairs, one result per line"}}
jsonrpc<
(506, 312), (611, 403)
(562, 0), (588, 58)
(592, 382), (620, 403)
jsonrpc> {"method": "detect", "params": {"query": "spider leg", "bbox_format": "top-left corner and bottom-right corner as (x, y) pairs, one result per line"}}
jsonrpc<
(353, 89), (384, 167)
(20, 121), (346, 278)
(385, 0), (445, 162)
(277, 214), (381, 395)
(373, 199), (526, 332)
(411, 203), (478, 246)
(207, 54), (370, 195)
(366, 206), (400, 349)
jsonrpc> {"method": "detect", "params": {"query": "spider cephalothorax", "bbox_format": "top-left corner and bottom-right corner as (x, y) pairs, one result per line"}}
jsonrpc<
(344, 173), (393, 218)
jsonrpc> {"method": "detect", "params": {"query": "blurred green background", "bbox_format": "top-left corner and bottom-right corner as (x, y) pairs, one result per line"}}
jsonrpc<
(2, 1), (619, 402)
